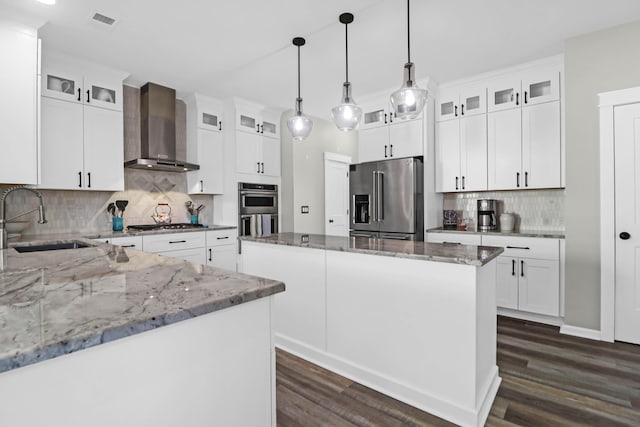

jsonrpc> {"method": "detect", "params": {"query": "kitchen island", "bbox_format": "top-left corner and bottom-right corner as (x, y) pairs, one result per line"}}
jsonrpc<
(0, 238), (284, 427)
(240, 233), (503, 427)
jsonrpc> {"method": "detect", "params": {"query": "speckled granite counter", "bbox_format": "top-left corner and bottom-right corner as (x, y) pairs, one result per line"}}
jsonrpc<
(240, 232), (503, 266)
(86, 224), (237, 239)
(0, 236), (283, 374)
(427, 227), (565, 239)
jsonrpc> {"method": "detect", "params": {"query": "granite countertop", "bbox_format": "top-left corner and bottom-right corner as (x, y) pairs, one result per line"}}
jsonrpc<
(240, 233), (504, 266)
(427, 227), (565, 239)
(0, 237), (283, 374)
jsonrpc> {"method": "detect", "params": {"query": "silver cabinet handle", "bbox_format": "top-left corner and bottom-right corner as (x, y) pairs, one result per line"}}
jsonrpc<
(377, 171), (384, 221)
(351, 194), (356, 225)
(371, 171), (377, 222)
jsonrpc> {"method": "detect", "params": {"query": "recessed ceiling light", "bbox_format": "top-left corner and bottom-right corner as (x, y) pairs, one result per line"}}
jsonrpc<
(36, 0), (56, 5)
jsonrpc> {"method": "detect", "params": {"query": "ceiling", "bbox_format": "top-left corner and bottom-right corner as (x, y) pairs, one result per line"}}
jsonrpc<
(3, 0), (640, 119)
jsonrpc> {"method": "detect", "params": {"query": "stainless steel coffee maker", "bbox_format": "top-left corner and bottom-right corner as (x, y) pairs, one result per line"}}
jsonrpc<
(477, 199), (498, 231)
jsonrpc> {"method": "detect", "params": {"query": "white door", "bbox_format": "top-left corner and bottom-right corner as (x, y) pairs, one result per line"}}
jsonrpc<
(488, 109), (522, 190)
(83, 106), (124, 191)
(360, 101), (389, 130)
(435, 120), (460, 192)
(39, 97), (84, 189)
(435, 88), (459, 122)
(487, 76), (521, 113)
(189, 129), (223, 194)
(207, 245), (237, 271)
(324, 155), (350, 236)
(261, 138), (281, 177)
(522, 101), (561, 189)
(614, 102), (640, 344)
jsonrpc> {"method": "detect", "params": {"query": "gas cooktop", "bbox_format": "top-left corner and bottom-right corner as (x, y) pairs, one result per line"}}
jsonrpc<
(127, 223), (205, 231)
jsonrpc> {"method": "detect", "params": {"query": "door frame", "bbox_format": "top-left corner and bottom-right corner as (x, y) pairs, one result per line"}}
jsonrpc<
(598, 86), (640, 342)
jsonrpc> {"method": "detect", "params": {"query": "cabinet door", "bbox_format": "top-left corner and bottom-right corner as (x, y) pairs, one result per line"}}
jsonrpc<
(261, 137), (281, 177)
(83, 106), (124, 191)
(459, 84), (487, 117)
(39, 97), (84, 189)
(487, 76), (521, 113)
(236, 108), (261, 134)
(496, 256), (519, 310)
(522, 101), (561, 189)
(235, 131), (261, 175)
(435, 120), (460, 192)
(435, 88), (459, 122)
(188, 129), (223, 194)
(0, 22), (38, 184)
(521, 68), (560, 106)
(389, 119), (423, 159)
(360, 101), (389, 130)
(196, 97), (223, 132)
(488, 109), (521, 190)
(518, 258), (559, 316)
(460, 114), (487, 191)
(41, 66), (83, 103)
(261, 110), (281, 139)
(358, 126), (389, 163)
(84, 74), (122, 111)
(207, 245), (237, 271)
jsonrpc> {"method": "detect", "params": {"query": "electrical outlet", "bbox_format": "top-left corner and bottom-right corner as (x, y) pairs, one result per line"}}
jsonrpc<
(301, 206), (309, 214)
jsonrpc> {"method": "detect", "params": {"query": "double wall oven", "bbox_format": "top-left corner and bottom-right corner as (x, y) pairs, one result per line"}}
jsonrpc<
(238, 183), (278, 237)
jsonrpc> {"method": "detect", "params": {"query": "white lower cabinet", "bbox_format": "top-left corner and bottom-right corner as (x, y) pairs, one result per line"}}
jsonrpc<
(143, 232), (206, 265)
(206, 229), (238, 271)
(426, 232), (482, 245)
(483, 235), (560, 317)
(92, 236), (143, 249)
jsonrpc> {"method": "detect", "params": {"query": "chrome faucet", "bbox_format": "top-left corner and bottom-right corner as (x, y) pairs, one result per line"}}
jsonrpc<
(0, 186), (47, 250)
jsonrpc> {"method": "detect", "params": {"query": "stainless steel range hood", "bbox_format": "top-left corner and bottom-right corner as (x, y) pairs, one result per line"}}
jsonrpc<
(124, 82), (199, 172)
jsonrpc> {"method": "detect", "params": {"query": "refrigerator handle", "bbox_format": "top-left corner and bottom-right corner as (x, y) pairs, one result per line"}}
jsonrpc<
(351, 194), (356, 225)
(378, 172), (384, 221)
(372, 171), (377, 222)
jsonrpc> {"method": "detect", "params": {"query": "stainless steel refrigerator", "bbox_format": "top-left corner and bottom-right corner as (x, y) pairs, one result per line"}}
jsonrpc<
(349, 157), (424, 240)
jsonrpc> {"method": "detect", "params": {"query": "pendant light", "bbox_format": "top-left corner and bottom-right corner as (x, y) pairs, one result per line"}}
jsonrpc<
(331, 13), (362, 131)
(286, 37), (313, 141)
(390, 0), (427, 120)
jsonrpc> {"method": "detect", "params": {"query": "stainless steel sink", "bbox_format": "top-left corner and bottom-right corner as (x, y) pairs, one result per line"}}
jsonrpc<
(14, 241), (93, 253)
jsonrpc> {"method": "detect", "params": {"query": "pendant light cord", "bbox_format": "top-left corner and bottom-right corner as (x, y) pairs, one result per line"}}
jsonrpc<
(297, 45), (301, 99)
(406, 0), (411, 63)
(345, 23), (349, 82)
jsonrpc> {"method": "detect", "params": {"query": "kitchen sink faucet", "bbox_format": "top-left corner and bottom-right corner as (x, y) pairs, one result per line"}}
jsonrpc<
(0, 186), (47, 250)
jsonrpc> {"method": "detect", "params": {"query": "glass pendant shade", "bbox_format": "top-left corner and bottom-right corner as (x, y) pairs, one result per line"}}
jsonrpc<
(287, 98), (313, 141)
(331, 82), (362, 131)
(390, 62), (427, 120)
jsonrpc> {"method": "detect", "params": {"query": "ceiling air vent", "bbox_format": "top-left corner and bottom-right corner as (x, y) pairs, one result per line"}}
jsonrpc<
(88, 12), (118, 30)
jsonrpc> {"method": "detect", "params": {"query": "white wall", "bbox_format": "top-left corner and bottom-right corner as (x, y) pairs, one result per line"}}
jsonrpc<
(280, 111), (357, 234)
(564, 19), (640, 329)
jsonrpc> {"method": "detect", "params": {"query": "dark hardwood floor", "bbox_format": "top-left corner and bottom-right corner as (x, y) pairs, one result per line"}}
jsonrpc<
(276, 316), (640, 426)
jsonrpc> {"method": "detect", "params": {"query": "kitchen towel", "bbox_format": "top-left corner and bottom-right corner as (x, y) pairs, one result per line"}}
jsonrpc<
(262, 214), (272, 236)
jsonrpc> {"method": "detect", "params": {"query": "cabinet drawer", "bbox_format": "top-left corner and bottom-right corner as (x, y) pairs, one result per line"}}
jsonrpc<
(143, 232), (206, 253)
(207, 229), (238, 247)
(107, 236), (143, 249)
(426, 232), (482, 245)
(481, 235), (559, 260)
(159, 247), (207, 265)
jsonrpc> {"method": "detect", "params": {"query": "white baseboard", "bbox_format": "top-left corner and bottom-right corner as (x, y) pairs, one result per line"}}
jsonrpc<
(497, 308), (563, 326)
(560, 324), (602, 341)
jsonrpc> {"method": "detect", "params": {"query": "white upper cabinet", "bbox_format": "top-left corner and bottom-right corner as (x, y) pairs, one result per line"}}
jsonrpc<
(488, 67), (559, 113)
(186, 94), (224, 195)
(436, 84), (486, 122)
(435, 83), (488, 192)
(0, 19), (39, 185)
(39, 51), (127, 191)
(358, 96), (424, 163)
(487, 62), (562, 190)
(234, 101), (281, 178)
(235, 106), (280, 139)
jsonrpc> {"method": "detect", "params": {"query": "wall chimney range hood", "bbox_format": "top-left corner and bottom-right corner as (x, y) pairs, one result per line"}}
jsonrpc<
(124, 82), (199, 172)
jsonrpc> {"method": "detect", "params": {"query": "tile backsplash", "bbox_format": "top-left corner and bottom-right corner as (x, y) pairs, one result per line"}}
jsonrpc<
(1, 170), (213, 237)
(443, 189), (565, 232)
